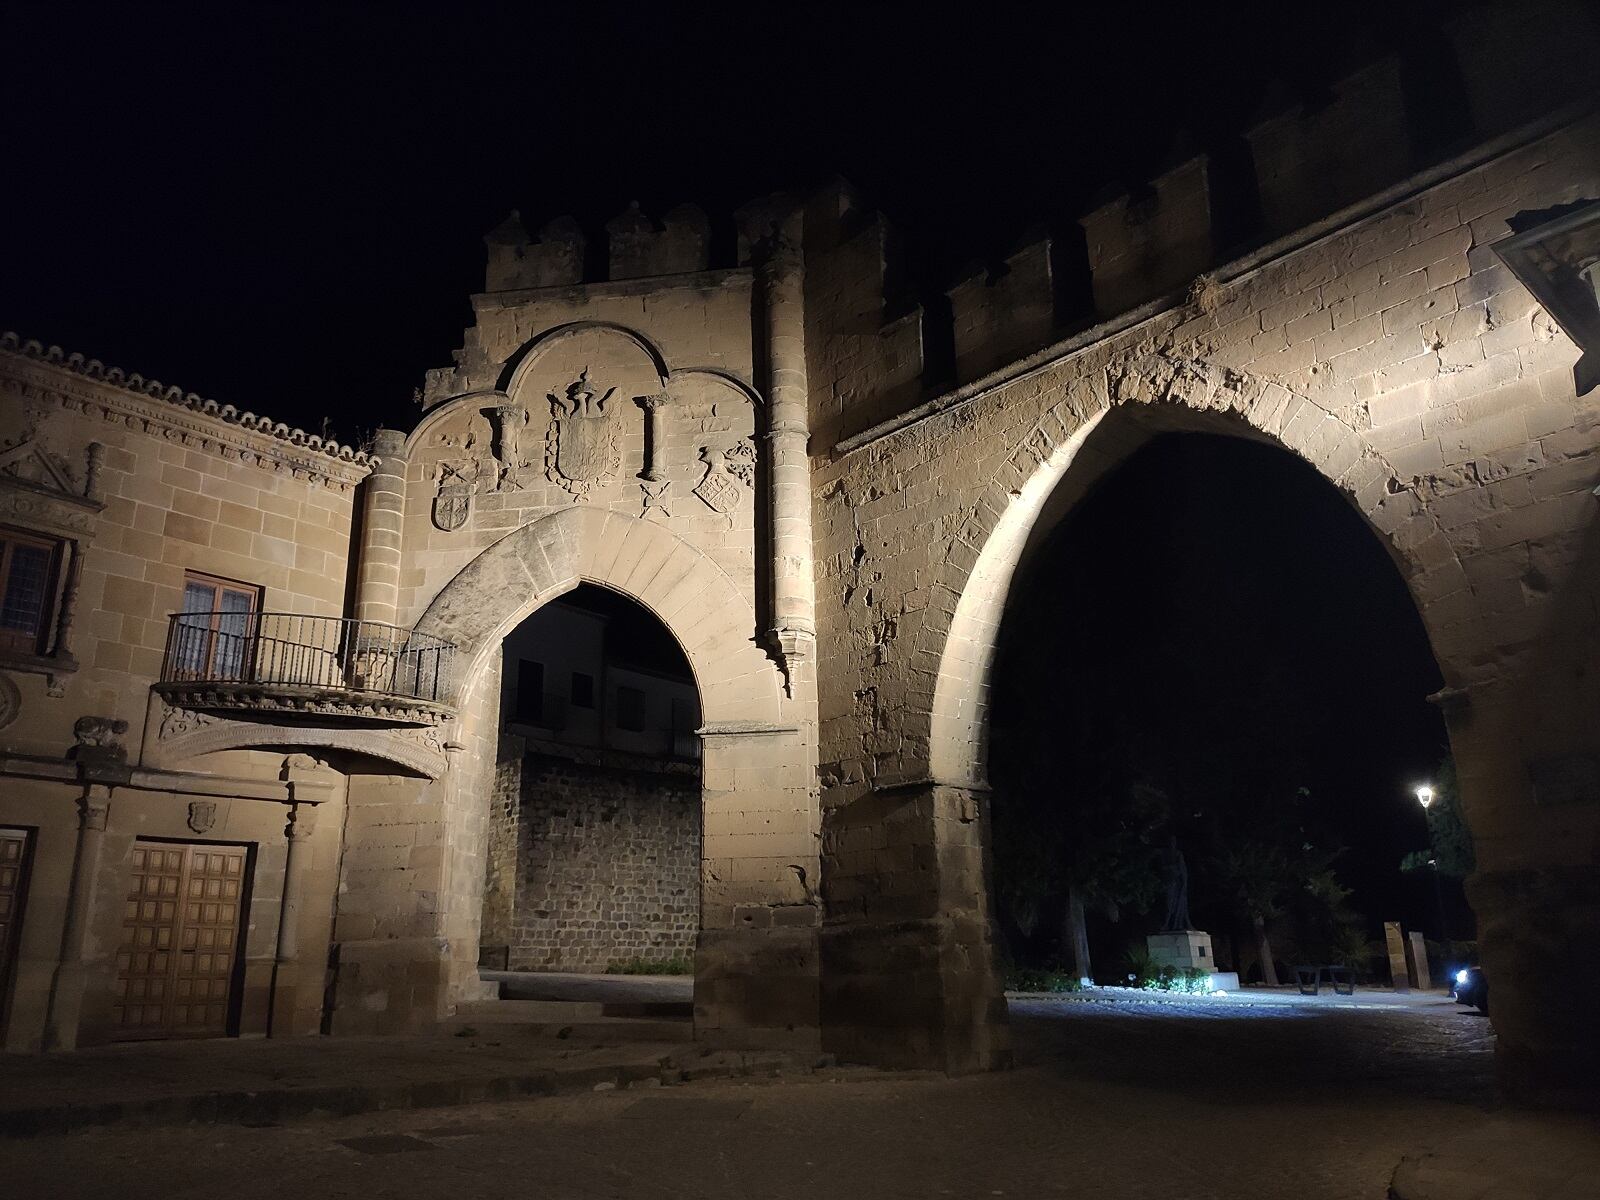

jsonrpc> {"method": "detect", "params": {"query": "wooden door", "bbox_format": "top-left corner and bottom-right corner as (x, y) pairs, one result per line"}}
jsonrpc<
(0, 829), (30, 1023)
(114, 841), (248, 1038)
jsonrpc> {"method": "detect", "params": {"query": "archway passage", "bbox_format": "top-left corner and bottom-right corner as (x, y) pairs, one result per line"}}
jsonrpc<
(480, 584), (703, 976)
(988, 431), (1466, 1001)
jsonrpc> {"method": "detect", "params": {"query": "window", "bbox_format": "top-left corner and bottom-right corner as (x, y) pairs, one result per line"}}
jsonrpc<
(570, 672), (594, 709)
(0, 530), (60, 655)
(172, 572), (259, 680)
(615, 685), (646, 732)
(515, 660), (545, 723)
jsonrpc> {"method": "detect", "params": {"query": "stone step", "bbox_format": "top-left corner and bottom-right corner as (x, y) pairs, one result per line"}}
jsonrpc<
(459, 999), (693, 1022)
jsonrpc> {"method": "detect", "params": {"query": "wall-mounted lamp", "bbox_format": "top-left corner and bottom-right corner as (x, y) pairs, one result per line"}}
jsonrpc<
(1494, 199), (1600, 396)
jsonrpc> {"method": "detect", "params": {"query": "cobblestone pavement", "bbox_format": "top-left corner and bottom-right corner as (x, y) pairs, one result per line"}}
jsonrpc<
(9, 995), (1590, 1200)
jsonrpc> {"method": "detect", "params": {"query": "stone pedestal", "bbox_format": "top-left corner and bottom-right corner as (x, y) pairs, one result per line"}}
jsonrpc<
(819, 782), (1011, 1074)
(1146, 929), (1215, 971)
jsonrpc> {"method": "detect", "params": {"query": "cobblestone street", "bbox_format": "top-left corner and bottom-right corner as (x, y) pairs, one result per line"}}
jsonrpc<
(10, 993), (1583, 1200)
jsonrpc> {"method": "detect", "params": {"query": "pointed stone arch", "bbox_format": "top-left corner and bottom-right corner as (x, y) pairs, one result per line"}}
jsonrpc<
(414, 506), (782, 723)
(920, 351), (1463, 791)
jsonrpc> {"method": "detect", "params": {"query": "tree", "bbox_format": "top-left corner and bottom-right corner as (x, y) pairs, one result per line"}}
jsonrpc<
(1202, 786), (1344, 986)
(990, 742), (1170, 984)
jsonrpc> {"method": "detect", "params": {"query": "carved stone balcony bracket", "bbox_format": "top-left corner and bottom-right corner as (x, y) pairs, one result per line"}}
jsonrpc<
(153, 682), (454, 728)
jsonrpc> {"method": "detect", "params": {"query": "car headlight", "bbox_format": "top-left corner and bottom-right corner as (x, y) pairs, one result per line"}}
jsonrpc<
(1455, 969), (1470, 985)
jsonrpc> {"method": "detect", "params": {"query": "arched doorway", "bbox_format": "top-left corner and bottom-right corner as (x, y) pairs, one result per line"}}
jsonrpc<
(329, 507), (822, 1048)
(987, 430), (1464, 997)
(480, 584), (703, 976)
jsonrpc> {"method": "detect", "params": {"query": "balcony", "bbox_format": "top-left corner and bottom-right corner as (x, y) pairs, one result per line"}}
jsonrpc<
(156, 612), (457, 726)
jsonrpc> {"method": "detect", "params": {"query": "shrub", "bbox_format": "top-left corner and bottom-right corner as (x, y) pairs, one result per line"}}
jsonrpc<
(605, 955), (693, 976)
(1004, 965), (1085, 993)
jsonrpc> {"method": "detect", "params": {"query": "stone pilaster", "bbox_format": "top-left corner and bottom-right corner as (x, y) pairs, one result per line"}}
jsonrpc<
(269, 792), (318, 1036)
(353, 428), (408, 627)
(42, 784), (113, 1051)
(820, 781), (1011, 1074)
(757, 226), (817, 675)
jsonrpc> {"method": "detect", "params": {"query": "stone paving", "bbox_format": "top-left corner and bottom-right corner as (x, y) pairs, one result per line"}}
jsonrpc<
(6, 989), (1596, 1199)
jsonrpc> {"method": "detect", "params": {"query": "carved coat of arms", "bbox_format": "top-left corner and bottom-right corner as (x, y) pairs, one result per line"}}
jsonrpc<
(432, 460), (474, 531)
(693, 439), (756, 514)
(187, 800), (217, 834)
(546, 370), (620, 499)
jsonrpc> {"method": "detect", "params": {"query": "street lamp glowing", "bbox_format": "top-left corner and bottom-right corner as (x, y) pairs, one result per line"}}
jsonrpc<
(1415, 785), (1435, 808)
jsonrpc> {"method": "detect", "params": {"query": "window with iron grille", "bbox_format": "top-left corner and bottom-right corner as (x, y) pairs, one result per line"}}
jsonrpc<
(0, 529), (61, 655)
(172, 572), (260, 681)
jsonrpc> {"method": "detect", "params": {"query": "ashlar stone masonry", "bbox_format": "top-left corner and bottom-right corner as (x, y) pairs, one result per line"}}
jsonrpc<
(0, 0), (1597, 1107)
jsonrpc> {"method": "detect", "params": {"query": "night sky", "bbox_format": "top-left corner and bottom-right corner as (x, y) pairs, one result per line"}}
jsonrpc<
(3, 0), (1447, 436)
(5, 4), (1461, 931)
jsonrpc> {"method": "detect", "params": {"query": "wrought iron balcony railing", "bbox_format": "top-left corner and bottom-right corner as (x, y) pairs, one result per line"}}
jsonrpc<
(157, 611), (456, 721)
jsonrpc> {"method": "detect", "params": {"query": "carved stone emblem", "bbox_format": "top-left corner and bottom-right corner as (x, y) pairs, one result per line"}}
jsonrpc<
(545, 370), (620, 499)
(488, 403), (528, 492)
(431, 461), (474, 531)
(640, 478), (671, 518)
(187, 800), (218, 835)
(693, 440), (756, 513)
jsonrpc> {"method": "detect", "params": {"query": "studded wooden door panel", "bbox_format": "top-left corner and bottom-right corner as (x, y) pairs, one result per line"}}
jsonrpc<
(114, 841), (247, 1038)
(0, 829), (30, 1015)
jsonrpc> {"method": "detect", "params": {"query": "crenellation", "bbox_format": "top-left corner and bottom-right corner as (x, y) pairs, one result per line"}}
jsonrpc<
(1078, 155), (1213, 318)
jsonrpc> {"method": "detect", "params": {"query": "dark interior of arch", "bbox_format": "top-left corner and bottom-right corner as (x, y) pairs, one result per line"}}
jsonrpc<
(987, 432), (1461, 982)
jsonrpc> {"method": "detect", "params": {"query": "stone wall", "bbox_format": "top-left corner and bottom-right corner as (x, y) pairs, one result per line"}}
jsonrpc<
(492, 747), (699, 971)
(810, 112), (1600, 1090)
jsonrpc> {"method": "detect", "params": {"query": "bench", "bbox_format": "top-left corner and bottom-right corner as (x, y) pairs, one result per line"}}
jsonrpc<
(1293, 964), (1354, 996)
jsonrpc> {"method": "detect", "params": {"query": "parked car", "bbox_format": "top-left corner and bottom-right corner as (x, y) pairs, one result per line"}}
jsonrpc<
(1452, 964), (1489, 1014)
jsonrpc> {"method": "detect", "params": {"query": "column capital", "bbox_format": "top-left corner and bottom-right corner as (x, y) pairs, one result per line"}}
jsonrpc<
(77, 783), (112, 831)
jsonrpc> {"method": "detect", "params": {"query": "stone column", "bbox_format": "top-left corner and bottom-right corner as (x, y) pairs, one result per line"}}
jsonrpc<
(637, 393), (667, 481)
(268, 800), (317, 1035)
(43, 784), (113, 1051)
(820, 780), (1011, 1074)
(354, 428), (408, 628)
(757, 229), (818, 674)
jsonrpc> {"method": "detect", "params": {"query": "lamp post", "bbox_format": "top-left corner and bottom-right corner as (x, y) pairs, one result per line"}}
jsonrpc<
(1415, 784), (1450, 967)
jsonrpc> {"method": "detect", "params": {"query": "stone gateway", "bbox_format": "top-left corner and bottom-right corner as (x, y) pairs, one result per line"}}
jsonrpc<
(0, 7), (1597, 1107)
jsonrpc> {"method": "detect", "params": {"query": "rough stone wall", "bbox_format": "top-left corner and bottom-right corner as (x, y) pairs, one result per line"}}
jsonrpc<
(810, 113), (1600, 1084)
(498, 750), (699, 971)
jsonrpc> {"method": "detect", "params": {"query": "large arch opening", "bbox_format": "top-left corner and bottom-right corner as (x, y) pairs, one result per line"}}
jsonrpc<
(479, 583), (703, 975)
(988, 430), (1467, 994)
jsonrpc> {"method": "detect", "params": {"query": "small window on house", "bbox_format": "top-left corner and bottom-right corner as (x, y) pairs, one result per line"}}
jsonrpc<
(172, 572), (260, 681)
(570, 672), (594, 709)
(515, 660), (545, 723)
(615, 685), (646, 732)
(0, 530), (61, 655)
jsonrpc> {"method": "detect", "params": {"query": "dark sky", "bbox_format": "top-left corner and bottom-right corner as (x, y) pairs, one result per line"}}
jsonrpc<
(1, 0), (1447, 438)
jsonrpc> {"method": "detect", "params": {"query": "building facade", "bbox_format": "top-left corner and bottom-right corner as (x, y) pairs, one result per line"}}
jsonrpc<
(1, 5), (1597, 1101)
